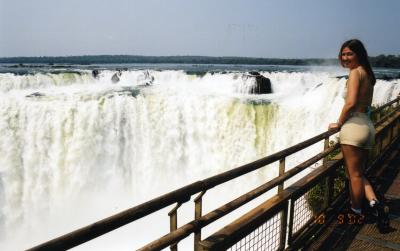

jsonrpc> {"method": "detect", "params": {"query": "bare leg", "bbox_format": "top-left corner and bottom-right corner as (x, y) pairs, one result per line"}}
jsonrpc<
(341, 144), (365, 209)
(344, 148), (391, 231)
(364, 178), (378, 201)
(360, 149), (378, 202)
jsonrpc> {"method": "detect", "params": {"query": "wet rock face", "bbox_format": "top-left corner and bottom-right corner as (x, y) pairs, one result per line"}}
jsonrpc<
(92, 70), (99, 78)
(111, 73), (120, 83)
(248, 71), (261, 76)
(26, 92), (45, 97)
(111, 71), (122, 83)
(248, 72), (272, 94)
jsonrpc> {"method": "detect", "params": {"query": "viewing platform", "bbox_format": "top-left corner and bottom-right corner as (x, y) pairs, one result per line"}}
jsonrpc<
(305, 140), (400, 251)
(28, 97), (400, 251)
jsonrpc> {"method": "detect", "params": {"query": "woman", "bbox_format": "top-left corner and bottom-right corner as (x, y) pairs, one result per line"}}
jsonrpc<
(329, 39), (389, 232)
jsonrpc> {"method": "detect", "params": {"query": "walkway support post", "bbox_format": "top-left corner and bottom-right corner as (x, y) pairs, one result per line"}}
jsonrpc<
(169, 202), (182, 251)
(194, 191), (206, 251)
(278, 158), (286, 192)
(323, 136), (330, 167)
(279, 201), (289, 250)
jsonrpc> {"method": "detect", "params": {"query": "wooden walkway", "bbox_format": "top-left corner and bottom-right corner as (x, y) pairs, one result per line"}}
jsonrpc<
(306, 140), (400, 251)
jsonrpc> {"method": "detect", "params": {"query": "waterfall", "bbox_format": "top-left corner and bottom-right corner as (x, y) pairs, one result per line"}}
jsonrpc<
(0, 69), (399, 250)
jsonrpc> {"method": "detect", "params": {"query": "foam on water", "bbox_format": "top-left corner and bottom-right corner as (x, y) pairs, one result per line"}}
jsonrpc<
(0, 69), (399, 250)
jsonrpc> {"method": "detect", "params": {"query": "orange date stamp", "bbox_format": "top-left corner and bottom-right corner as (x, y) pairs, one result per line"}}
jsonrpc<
(313, 213), (365, 225)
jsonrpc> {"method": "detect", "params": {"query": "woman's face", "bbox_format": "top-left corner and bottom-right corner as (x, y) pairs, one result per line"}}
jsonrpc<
(341, 47), (359, 69)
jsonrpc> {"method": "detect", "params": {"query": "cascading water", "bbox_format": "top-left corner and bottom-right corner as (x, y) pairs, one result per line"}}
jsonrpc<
(0, 67), (399, 250)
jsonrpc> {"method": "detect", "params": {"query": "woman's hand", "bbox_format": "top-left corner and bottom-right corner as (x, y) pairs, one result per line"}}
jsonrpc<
(328, 122), (341, 130)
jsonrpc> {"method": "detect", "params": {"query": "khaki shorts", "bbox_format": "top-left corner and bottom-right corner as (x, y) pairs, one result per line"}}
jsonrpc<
(339, 112), (375, 149)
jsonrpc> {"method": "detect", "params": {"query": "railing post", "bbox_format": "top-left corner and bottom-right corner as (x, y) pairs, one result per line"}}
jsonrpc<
(287, 199), (295, 246)
(390, 123), (394, 144)
(395, 116), (398, 137)
(194, 191), (206, 251)
(324, 170), (334, 208)
(278, 159), (287, 250)
(322, 136), (332, 209)
(397, 96), (400, 137)
(279, 201), (289, 250)
(384, 127), (390, 150)
(397, 110), (400, 136)
(390, 103), (396, 143)
(323, 136), (329, 167)
(278, 158), (286, 193)
(378, 133), (383, 154)
(168, 202), (183, 251)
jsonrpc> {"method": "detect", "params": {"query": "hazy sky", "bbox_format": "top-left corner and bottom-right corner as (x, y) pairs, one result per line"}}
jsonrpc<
(1, 0), (399, 58)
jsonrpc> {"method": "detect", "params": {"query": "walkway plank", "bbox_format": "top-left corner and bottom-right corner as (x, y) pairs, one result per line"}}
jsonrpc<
(305, 141), (400, 251)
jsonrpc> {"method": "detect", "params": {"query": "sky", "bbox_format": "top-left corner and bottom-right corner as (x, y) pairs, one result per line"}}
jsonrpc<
(0, 0), (399, 58)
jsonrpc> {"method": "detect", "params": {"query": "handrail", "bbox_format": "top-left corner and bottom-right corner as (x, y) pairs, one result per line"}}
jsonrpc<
(371, 97), (399, 114)
(28, 129), (341, 251)
(199, 160), (344, 251)
(138, 144), (341, 251)
(200, 98), (400, 250)
(28, 96), (400, 251)
(199, 129), (339, 189)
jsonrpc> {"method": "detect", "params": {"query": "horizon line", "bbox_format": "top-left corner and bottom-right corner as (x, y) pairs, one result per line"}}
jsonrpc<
(0, 54), (338, 60)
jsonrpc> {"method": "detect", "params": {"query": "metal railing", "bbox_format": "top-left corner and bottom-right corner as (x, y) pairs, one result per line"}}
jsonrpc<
(200, 97), (400, 251)
(28, 96), (400, 251)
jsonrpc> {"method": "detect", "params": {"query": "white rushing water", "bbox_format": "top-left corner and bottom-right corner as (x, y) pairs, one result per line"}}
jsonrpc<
(0, 69), (399, 250)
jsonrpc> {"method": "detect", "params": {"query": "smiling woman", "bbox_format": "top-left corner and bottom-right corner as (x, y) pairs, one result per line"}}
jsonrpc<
(328, 39), (390, 233)
(340, 48), (357, 68)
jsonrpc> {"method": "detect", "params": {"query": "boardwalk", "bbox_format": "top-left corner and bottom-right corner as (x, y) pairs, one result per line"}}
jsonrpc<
(306, 140), (400, 251)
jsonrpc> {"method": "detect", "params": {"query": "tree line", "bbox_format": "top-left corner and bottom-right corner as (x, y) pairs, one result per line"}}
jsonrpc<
(0, 54), (399, 68)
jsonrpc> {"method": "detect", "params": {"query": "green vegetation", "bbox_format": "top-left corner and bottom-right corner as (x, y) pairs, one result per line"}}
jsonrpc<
(370, 54), (400, 68)
(306, 166), (346, 215)
(0, 54), (399, 68)
(0, 55), (335, 65)
(306, 144), (346, 215)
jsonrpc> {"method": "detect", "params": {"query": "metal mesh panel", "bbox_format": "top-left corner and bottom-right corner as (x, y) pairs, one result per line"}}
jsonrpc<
(293, 180), (327, 234)
(227, 212), (281, 251)
(292, 195), (313, 233)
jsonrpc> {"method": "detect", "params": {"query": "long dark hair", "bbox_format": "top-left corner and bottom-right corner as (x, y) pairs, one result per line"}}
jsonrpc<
(338, 39), (376, 85)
